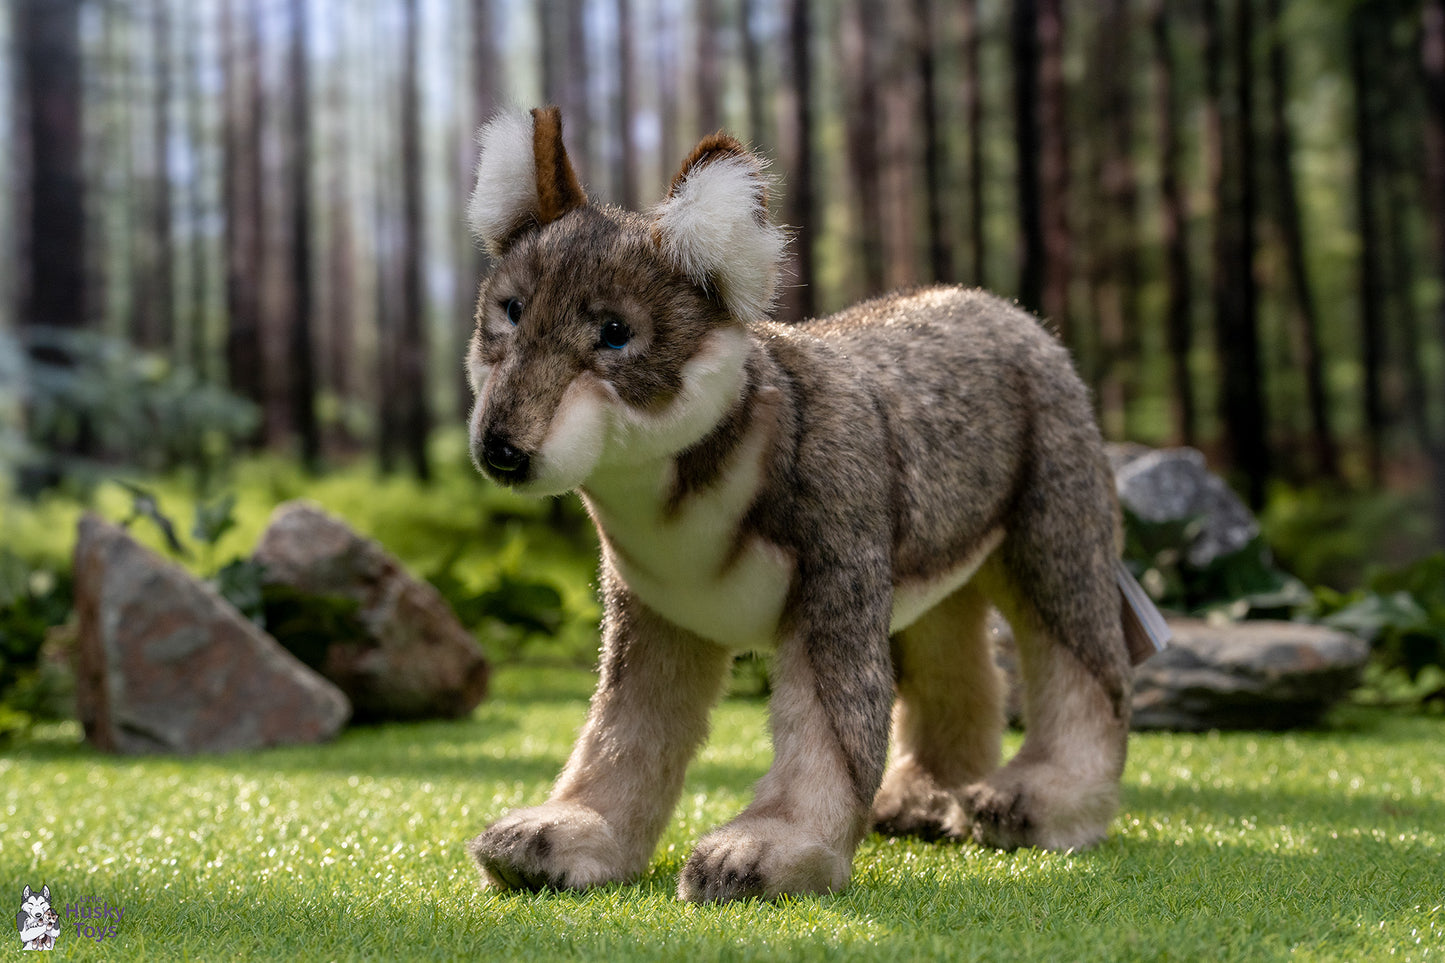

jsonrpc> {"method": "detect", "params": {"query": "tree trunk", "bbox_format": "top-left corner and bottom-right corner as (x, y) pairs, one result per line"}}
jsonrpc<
(1011, 0), (1044, 315)
(222, 0), (265, 421)
(324, 12), (357, 438)
(1207, 0), (1269, 506)
(697, 0), (721, 135)
(18, 0), (87, 339)
(1265, 0), (1338, 480)
(962, 0), (985, 288)
(147, 0), (176, 354)
(1037, 0), (1072, 341)
(1151, 0), (1197, 447)
(615, 0), (638, 209)
(1350, 5), (1387, 487)
(1424, 0), (1445, 542)
(914, 0), (952, 284)
(739, 0), (766, 149)
(779, 0), (816, 321)
(1088, 0), (1141, 439)
(16, 0), (87, 481)
(565, 0), (591, 178)
(842, 0), (886, 297)
(288, 0), (320, 471)
(185, 0), (213, 380)
(879, 0), (921, 292)
(400, 0), (431, 481)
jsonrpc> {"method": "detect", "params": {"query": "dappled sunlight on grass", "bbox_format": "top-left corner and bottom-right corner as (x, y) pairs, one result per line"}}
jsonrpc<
(2, 668), (1442, 960)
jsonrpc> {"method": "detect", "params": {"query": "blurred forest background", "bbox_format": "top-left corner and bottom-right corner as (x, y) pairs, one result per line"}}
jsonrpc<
(2, 0), (1444, 547)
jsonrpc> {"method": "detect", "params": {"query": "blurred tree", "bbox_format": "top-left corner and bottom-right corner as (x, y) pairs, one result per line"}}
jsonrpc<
(697, 0), (721, 136)
(14, 0), (86, 483)
(879, 0), (921, 292)
(399, 0), (431, 481)
(1210, 0), (1269, 507)
(184, 0), (214, 380)
(1264, 0), (1338, 480)
(1037, 0), (1072, 342)
(738, 0), (766, 149)
(779, 0), (816, 321)
(222, 0), (266, 429)
(1085, 0), (1141, 439)
(914, 0), (953, 285)
(149, 0), (176, 356)
(1150, 0), (1197, 447)
(17, 0), (85, 337)
(960, 0), (985, 289)
(655, 0), (682, 167)
(615, 0), (639, 209)
(288, 0), (320, 472)
(1351, 3), (1387, 487)
(1425, 0), (1445, 542)
(842, 0), (886, 296)
(1011, 0), (1043, 315)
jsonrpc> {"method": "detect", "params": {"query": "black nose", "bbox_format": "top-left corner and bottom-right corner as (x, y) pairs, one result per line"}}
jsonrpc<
(481, 431), (530, 479)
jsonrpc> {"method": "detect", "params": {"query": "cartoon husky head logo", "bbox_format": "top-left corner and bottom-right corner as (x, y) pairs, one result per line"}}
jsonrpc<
(465, 106), (786, 497)
(17, 884), (60, 951)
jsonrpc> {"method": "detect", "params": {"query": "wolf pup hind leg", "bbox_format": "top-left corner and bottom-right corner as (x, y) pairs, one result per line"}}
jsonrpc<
(462, 107), (1132, 902)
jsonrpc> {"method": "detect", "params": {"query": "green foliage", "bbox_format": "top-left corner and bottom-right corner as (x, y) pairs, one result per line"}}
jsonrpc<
(1121, 508), (1310, 619)
(1125, 497), (1445, 710)
(258, 582), (366, 672)
(1260, 484), (1436, 590)
(1310, 554), (1445, 709)
(0, 549), (74, 739)
(15, 328), (259, 488)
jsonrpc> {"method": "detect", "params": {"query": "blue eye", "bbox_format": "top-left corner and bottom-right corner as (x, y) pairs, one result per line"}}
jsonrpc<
(599, 318), (631, 350)
(504, 298), (523, 325)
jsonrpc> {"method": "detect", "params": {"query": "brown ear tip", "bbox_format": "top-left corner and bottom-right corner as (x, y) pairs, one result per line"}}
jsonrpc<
(667, 132), (756, 198)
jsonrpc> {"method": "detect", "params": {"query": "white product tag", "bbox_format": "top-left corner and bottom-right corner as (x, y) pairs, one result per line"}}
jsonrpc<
(1116, 560), (1171, 665)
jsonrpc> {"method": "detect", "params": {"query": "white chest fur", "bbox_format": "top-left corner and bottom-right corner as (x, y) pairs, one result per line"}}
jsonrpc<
(582, 413), (792, 652)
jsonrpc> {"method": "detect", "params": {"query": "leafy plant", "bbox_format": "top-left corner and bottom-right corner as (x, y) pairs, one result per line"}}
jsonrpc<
(1122, 508), (1310, 618)
(12, 327), (259, 492)
(0, 549), (74, 739)
(1311, 553), (1445, 709)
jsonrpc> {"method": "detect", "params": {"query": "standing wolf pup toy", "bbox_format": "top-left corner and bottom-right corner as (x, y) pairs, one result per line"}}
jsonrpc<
(464, 107), (1159, 903)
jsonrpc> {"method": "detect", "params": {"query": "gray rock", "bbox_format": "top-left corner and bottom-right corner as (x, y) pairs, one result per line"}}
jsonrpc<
(72, 515), (350, 754)
(253, 501), (490, 722)
(1113, 447), (1259, 567)
(1130, 618), (1368, 731)
(992, 615), (1366, 731)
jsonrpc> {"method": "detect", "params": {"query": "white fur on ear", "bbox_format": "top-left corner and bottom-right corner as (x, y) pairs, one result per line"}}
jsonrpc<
(652, 155), (787, 325)
(467, 111), (538, 255)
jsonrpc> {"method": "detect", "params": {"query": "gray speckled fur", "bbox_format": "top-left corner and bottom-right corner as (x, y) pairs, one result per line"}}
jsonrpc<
(464, 115), (1132, 903)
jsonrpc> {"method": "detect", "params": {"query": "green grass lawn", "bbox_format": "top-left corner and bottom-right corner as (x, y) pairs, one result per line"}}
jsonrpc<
(3, 667), (1441, 962)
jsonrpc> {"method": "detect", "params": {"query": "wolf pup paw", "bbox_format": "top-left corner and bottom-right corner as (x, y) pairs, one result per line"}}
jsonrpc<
(961, 765), (1116, 852)
(468, 802), (631, 892)
(871, 766), (969, 842)
(678, 818), (851, 902)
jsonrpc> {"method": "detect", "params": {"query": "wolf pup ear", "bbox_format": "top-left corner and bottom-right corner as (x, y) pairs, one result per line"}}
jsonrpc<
(467, 106), (588, 256)
(651, 134), (787, 324)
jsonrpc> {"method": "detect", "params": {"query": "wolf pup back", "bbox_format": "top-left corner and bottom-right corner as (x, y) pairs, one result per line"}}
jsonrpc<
(462, 106), (1134, 903)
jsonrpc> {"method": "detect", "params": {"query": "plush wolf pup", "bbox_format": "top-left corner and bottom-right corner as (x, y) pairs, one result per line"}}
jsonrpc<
(464, 107), (1135, 902)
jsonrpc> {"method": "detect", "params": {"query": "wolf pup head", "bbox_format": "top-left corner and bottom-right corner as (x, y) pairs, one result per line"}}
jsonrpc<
(465, 106), (786, 496)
